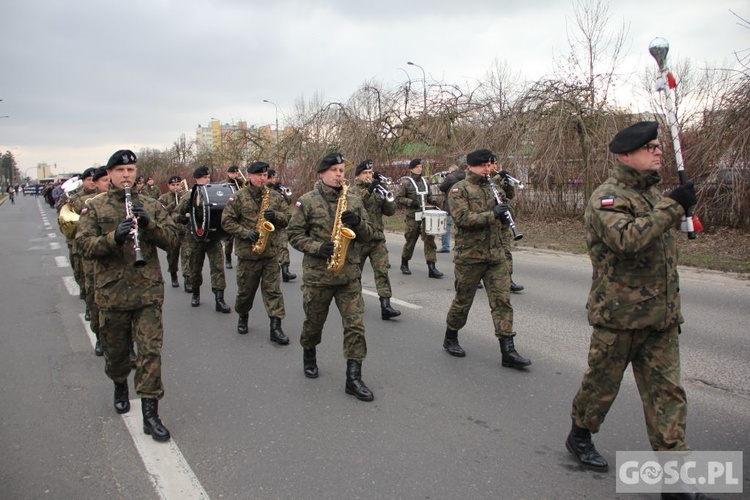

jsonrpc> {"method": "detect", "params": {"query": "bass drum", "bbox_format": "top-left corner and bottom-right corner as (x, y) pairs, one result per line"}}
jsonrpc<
(189, 183), (237, 241)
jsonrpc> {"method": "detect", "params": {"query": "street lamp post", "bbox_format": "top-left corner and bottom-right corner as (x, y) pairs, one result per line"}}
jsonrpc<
(262, 99), (279, 146)
(407, 61), (427, 113)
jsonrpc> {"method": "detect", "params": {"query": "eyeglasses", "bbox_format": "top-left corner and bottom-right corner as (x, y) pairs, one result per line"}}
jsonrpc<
(643, 143), (663, 153)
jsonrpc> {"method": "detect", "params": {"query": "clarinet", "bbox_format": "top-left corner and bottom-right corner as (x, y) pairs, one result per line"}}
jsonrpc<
(486, 175), (523, 241)
(123, 183), (147, 268)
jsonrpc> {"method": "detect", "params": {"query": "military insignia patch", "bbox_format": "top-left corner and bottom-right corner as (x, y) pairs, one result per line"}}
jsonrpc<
(227, 197), (234, 203)
(80, 208), (88, 215)
(451, 188), (459, 194)
(600, 196), (615, 207)
(295, 201), (302, 208)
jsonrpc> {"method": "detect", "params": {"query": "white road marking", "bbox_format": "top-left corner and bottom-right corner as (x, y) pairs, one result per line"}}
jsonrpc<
(55, 256), (70, 267)
(62, 276), (79, 296)
(47, 232), (57, 238)
(50, 242), (61, 250)
(361, 289), (421, 309)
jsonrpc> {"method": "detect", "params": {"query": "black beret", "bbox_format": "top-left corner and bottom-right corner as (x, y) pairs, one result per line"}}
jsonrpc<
(355, 160), (373, 176)
(135, 176), (144, 183)
(267, 168), (276, 178)
(80, 167), (96, 180)
(609, 121), (659, 154)
(247, 161), (270, 174)
(168, 175), (182, 184)
(466, 149), (494, 166)
(106, 149), (137, 169)
(227, 165), (239, 173)
(408, 158), (422, 169)
(92, 167), (108, 181)
(317, 152), (345, 173)
(193, 166), (210, 178)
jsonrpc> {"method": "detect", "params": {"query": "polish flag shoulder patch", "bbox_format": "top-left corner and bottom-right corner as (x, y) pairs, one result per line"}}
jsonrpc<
(80, 207), (88, 216)
(600, 196), (615, 207)
(295, 200), (302, 208)
(450, 188), (459, 194)
(227, 197), (234, 203)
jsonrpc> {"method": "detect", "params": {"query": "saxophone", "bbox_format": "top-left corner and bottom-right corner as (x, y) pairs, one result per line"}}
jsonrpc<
(252, 185), (276, 254)
(326, 179), (357, 272)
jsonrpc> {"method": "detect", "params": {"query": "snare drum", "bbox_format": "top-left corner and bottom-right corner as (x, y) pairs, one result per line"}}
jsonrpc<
(423, 209), (448, 236)
(190, 183), (236, 241)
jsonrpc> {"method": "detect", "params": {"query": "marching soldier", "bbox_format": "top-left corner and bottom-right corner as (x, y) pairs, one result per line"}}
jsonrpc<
(490, 157), (524, 293)
(287, 152), (376, 402)
(174, 166), (231, 312)
(221, 162), (290, 343)
(396, 158), (443, 278)
(566, 122), (698, 477)
(350, 160), (401, 320)
(141, 176), (161, 199)
(223, 165), (244, 269)
(77, 149), (179, 442)
(157, 176), (191, 289)
(442, 148), (531, 370)
(267, 168), (297, 283)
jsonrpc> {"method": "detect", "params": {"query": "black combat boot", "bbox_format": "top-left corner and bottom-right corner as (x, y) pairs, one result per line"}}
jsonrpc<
(281, 264), (296, 282)
(170, 272), (179, 288)
(400, 258), (411, 275)
(191, 289), (200, 307)
(510, 278), (524, 293)
(345, 360), (374, 402)
(237, 313), (249, 335)
(303, 348), (318, 379)
(84, 306), (91, 321)
(214, 289), (231, 313)
(141, 398), (171, 442)
(184, 276), (192, 293)
(565, 423), (608, 472)
(499, 336), (531, 368)
(94, 337), (103, 357)
(380, 297), (401, 320)
(443, 328), (466, 357)
(114, 381), (130, 414)
(427, 261), (443, 278)
(225, 254), (232, 269)
(269, 317), (289, 345)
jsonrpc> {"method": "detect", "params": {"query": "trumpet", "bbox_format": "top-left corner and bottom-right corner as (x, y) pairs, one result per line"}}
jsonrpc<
(372, 172), (395, 202)
(276, 184), (292, 197)
(494, 171), (524, 189)
(373, 172), (392, 185)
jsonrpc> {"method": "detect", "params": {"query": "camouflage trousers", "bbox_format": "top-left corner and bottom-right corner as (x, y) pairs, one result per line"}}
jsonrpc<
(446, 260), (513, 337)
(69, 243), (85, 290)
(277, 229), (291, 266)
(359, 238), (393, 298)
(188, 238), (226, 291)
(224, 237), (234, 259)
(571, 325), (688, 451)
(166, 233), (190, 278)
(82, 258), (99, 336)
(501, 227), (513, 275)
(300, 280), (367, 361)
(99, 305), (165, 399)
(401, 217), (437, 263)
(235, 257), (285, 318)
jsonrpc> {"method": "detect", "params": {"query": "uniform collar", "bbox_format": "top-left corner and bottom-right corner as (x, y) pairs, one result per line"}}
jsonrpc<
(613, 162), (662, 190)
(466, 170), (487, 184)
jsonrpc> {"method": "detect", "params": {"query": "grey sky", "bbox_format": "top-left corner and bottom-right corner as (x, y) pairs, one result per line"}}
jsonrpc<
(0, 0), (746, 174)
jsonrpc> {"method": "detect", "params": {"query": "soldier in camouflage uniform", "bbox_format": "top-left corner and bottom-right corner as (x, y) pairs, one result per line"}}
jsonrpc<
(287, 152), (376, 402)
(395, 158), (443, 278)
(157, 175), (191, 289)
(443, 149), (532, 369)
(566, 122), (698, 474)
(77, 149), (179, 443)
(57, 177), (86, 299)
(267, 168), (297, 283)
(221, 161), (290, 344)
(174, 166), (231, 313)
(350, 160), (401, 320)
(222, 165), (245, 269)
(141, 176), (161, 200)
(490, 158), (524, 293)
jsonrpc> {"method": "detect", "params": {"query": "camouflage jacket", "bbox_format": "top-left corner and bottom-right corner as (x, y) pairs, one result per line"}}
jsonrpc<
(350, 179), (395, 240)
(585, 162), (685, 332)
(396, 173), (437, 217)
(76, 186), (179, 311)
(221, 184), (290, 261)
(157, 190), (186, 214)
(141, 184), (161, 200)
(68, 186), (100, 251)
(287, 180), (374, 286)
(449, 171), (507, 264)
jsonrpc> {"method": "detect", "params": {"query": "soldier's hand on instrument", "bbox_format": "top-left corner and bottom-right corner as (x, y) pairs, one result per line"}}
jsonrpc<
(246, 229), (260, 242)
(411, 200), (421, 208)
(493, 202), (510, 219)
(341, 210), (361, 228)
(317, 241), (335, 258)
(367, 179), (381, 194)
(132, 205), (150, 228)
(667, 181), (697, 212)
(262, 209), (277, 224)
(114, 219), (135, 246)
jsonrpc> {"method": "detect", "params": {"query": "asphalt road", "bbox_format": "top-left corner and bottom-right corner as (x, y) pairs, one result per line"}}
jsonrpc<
(1, 194), (748, 499)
